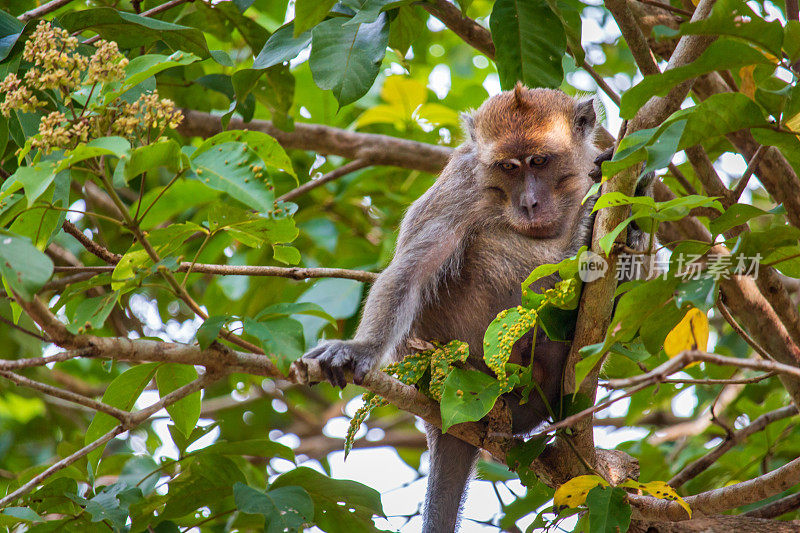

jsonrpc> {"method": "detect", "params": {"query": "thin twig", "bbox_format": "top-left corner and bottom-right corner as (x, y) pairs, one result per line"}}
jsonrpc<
(0, 425), (126, 507)
(278, 159), (372, 202)
(62, 220), (122, 264)
(53, 263), (378, 282)
(0, 371), (129, 420)
(732, 145), (765, 201)
(669, 405), (798, 488)
(667, 162), (699, 195)
(0, 314), (47, 341)
(579, 59), (621, 107)
(662, 372), (776, 385)
(527, 384), (652, 439)
(717, 297), (775, 361)
(605, 350), (800, 390)
(0, 349), (92, 370)
(18, 0), (75, 21)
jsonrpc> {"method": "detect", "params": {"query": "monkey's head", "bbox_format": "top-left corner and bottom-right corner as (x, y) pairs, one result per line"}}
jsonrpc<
(464, 84), (598, 239)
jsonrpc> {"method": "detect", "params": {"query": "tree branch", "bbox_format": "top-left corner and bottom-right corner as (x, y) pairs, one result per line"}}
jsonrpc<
(669, 405), (798, 489)
(178, 111), (452, 175)
(277, 159), (372, 202)
(52, 263), (378, 283)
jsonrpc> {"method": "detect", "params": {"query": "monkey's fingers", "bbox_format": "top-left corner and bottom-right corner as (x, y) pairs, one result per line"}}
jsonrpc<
(589, 147), (615, 183)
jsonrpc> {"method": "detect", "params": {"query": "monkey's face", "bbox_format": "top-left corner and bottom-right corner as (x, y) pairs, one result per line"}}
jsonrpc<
(482, 148), (589, 239)
(468, 86), (597, 239)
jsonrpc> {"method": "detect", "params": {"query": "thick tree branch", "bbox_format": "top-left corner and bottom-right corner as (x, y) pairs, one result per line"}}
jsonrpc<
(631, 453), (800, 520)
(606, 0), (662, 75)
(178, 111), (452, 175)
(669, 405), (798, 489)
(418, 0), (495, 58)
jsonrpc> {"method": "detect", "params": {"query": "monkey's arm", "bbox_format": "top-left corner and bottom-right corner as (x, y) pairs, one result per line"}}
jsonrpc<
(302, 170), (476, 388)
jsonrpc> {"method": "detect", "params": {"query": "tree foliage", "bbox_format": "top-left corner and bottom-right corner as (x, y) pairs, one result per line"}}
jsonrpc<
(2, 0), (800, 531)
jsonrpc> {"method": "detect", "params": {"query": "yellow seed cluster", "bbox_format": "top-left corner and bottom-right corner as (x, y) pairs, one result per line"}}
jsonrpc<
(22, 21), (84, 94)
(0, 22), (180, 153)
(86, 40), (129, 84)
(0, 74), (42, 116)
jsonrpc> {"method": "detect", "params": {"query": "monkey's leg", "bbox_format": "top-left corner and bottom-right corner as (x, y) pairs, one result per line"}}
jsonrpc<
(422, 423), (479, 533)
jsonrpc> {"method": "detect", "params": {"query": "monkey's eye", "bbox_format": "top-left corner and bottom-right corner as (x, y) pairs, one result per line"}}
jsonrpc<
(530, 155), (548, 166)
(499, 162), (519, 171)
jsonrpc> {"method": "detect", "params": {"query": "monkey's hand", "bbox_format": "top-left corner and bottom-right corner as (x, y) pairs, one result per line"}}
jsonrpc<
(589, 147), (614, 182)
(302, 340), (379, 388)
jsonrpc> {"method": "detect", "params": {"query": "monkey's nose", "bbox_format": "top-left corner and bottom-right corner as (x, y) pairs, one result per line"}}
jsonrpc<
(520, 197), (538, 219)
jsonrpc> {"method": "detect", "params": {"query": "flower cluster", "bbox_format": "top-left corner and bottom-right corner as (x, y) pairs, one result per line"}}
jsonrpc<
(1, 21), (181, 153)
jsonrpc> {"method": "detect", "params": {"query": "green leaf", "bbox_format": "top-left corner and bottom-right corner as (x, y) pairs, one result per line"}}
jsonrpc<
(2, 507), (42, 523)
(0, 231), (54, 300)
(272, 243), (301, 264)
(309, 15), (389, 107)
(254, 23), (312, 69)
(59, 137), (132, 172)
(120, 139), (182, 184)
(440, 368), (504, 432)
(194, 129), (295, 177)
(190, 142), (274, 212)
(0, 10), (24, 63)
(573, 349), (605, 393)
(156, 364), (201, 437)
(65, 292), (118, 334)
(199, 438), (295, 461)
(86, 363), (159, 470)
(271, 467), (385, 533)
(105, 51), (201, 103)
(490, 0), (566, 89)
(294, 0), (337, 35)
(296, 278), (365, 345)
(675, 277), (718, 312)
(59, 9), (210, 57)
(679, 0), (784, 57)
(710, 203), (769, 235)
(257, 302), (337, 328)
(161, 454), (246, 519)
(244, 317), (305, 374)
(620, 39), (773, 119)
(584, 486), (631, 533)
(10, 162), (57, 207)
(196, 315), (228, 349)
(234, 483), (314, 533)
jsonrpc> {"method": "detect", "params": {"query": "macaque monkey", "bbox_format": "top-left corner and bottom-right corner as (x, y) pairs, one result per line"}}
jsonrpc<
(303, 84), (608, 532)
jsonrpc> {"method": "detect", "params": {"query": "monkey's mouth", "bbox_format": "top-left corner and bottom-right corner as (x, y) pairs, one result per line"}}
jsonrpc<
(511, 219), (562, 239)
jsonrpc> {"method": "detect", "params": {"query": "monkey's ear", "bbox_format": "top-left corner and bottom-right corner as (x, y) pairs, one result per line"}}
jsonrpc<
(573, 98), (597, 139)
(460, 112), (476, 142)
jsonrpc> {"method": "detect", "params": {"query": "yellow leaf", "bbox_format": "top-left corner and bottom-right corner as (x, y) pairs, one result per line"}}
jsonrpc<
(381, 76), (427, 116)
(620, 479), (691, 518)
(739, 65), (757, 101)
(355, 105), (408, 129)
(554, 475), (608, 508)
(664, 307), (709, 357)
(786, 112), (800, 134)
(414, 103), (460, 126)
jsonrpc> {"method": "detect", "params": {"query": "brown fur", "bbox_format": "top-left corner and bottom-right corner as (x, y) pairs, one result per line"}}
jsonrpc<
(302, 85), (601, 532)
